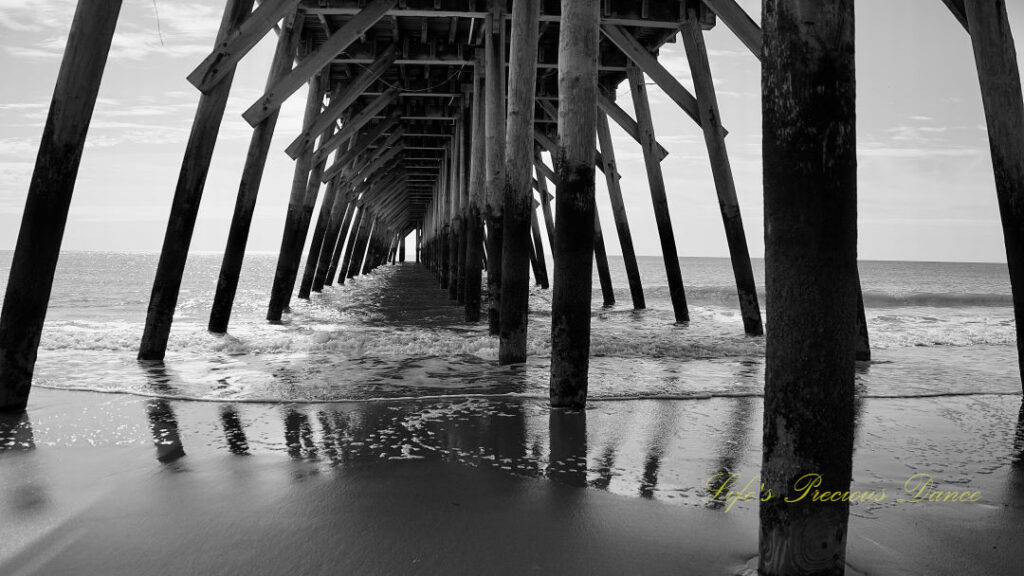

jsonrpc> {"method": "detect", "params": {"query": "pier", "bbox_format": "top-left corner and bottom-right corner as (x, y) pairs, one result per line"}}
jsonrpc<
(2, 1), (1024, 574)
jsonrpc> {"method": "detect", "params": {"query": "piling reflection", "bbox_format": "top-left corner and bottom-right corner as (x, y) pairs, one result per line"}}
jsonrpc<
(0, 411), (48, 514)
(706, 395), (755, 510)
(547, 409), (588, 488)
(220, 406), (250, 455)
(1006, 401), (1024, 502)
(0, 411), (35, 452)
(146, 399), (185, 463)
(639, 402), (680, 499)
(284, 409), (317, 459)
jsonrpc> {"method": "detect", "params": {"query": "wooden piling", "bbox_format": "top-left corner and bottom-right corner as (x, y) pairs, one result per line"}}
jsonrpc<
(530, 201), (550, 288)
(963, 0), (1024, 392)
(627, 62), (689, 323)
(680, 12), (763, 336)
(138, 0), (254, 360)
(339, 207), (366, 283)
(210, 13), (303, 334)
(596, 107), (645, 309)
(534, 146), (557, 252)
(298, 178), (340, 298)
(484, 5), (507, 335)
(266, 76), (326, 322)
(593, 210), (615, 307)
(0, 0), (122, 409)
(759, 1), (857, 573)
(498, 0), (540, 365)
(324, 199), (356, 285)
(313, 193), (352, 291)
(549, 0), (599, 408)
(464, 63), (487, 322)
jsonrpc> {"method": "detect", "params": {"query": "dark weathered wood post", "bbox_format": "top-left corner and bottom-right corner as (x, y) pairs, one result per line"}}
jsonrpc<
(498, 0), (540, 364)
(963, 0), (1024, 392)
(627, 62), (689, 323)
(593, 210), (615, 307)
(680, 12), (763, 336)
(339, 207), (366, 283)
(415, 226), (422, 263)
(298, 178), (340, 298)
(139, 0), (255, 360)
(596, 106), (644, 309)
(399, 234), (406, 262)
(464, 60), (487, 322)
(530, 201), (550, 288)
(535, 146), (556, 251)
(209, 13), (303, 334)
(484, 2), (507, 334)
(760, 1), (857, 573)
(549, 0), (599, 408)
(266, 77), (326, 321)
(0, 0), (122, 410)
(313, 194), (351, 291)
(324, 199), (356, 285)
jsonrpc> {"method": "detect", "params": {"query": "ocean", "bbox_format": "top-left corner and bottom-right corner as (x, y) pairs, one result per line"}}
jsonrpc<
(0, 251), (1020, 403)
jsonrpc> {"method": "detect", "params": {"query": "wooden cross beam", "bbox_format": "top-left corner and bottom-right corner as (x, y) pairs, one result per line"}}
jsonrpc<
(322, 110), (402, 182)
(342, 140), (405, 185)
(597, 93), (668, 160)
(601, 24), (703, 128)
(701, 0), (762, 59)
(312, 87), (401, 164)
(188, 0), (302, 93)
(284, 45), (398, 158)
(942, 0), (970, 32)
(242, 0), (397, 126)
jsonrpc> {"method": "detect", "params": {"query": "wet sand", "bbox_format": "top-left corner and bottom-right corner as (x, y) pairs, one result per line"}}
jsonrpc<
(1, 388), (1021, 575)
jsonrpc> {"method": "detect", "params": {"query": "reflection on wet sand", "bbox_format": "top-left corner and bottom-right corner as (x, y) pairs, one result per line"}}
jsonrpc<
(141, 363), (186, 463)
(221, 406), (249, 455)
(0, 411), (48, 514)
(547, 409), (587, 488)
(146, 400), (185, 463)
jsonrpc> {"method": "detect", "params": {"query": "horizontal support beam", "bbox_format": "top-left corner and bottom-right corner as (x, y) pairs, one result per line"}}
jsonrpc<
(312, 86), (400, 164)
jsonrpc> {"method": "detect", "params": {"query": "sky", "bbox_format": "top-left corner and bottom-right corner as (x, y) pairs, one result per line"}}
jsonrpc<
(0, 0), (1022, 263)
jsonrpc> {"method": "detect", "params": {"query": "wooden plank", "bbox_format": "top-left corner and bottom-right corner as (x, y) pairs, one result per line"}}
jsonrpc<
(139, 0), (255, 361)
(312, 87), (401, 165)
(598, 92), (668, 161)
(627, 62), (689, 322)
(188, 0), (302, 93)
(549, 0), (600, 408)
(284, 45), (398, 159)
(680, 13), (762, 335)
(322, 198), (355, 286)
(597, 108), (645, 310)
(601, 24), (702, 128)
(242, 0), (397, 126)
(701, 0), (762, 59)
(0, 0), (122, 409)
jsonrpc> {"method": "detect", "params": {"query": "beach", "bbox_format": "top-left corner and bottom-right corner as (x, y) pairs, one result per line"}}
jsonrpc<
(1, 388), (1021, 575)
(0, 254), (1022, 574)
